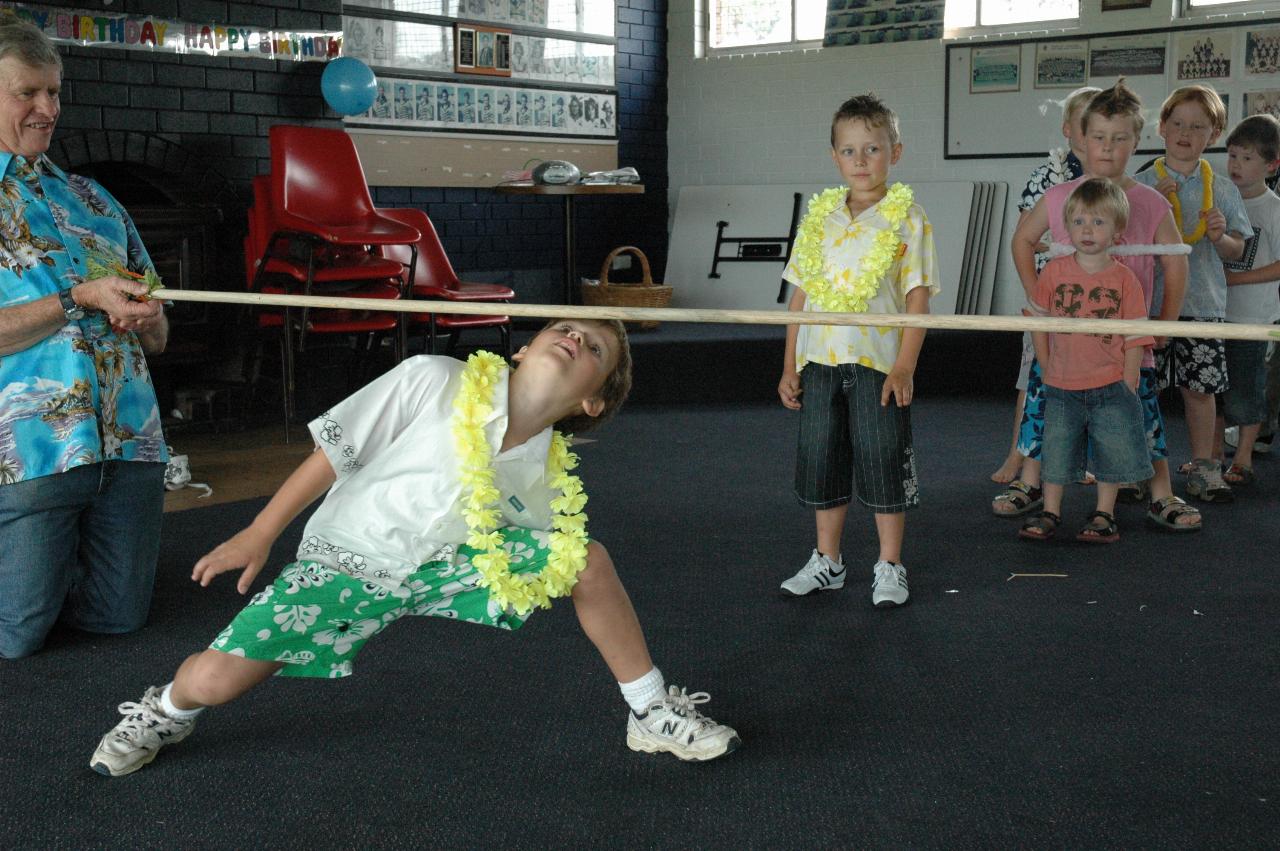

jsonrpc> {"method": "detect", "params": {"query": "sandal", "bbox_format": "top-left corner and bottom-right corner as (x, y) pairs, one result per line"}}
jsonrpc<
(1186, 459), (1235, 504)
(1019, 510), (1060, 541)
(1223, 463), (1255, 486)
(1116, 480), (1149, 504)
(993, 480), (1044, 517)
(1146, 495), (1202, 532)
(1076, 510), (1119, 544)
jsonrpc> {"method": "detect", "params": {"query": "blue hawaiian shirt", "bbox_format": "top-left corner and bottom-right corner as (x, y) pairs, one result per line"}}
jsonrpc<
(1135, 161), (1252, 320)
(0, 152), (167, 485)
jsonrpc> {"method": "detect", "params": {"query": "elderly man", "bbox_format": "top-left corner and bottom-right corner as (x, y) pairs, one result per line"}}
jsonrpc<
(0, 19), (169, 659)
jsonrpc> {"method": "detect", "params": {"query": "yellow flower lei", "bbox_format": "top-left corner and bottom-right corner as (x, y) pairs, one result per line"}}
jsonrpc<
(792, 182), (914, 313)
(452, 350), (590, 616)
(1153, 158), (1213, 245)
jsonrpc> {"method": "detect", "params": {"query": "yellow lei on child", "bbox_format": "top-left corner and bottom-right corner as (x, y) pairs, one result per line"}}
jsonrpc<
(792, 182), (914, 313)
(1153, 158), (1213, 245)
(452, 351), (590, 615)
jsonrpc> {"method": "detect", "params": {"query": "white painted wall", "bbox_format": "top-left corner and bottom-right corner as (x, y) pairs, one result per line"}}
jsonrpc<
(666, 1), (1274, 315)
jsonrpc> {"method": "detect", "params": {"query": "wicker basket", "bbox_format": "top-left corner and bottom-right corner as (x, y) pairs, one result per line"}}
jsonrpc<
(580, 246), (672, 330)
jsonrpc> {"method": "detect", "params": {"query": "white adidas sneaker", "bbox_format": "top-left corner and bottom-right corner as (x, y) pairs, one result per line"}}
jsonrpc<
(626, 686), (740, 762)
(91, 686), (197, 777)
(871, 560), (909, 608)
(780, 549), (846, 596)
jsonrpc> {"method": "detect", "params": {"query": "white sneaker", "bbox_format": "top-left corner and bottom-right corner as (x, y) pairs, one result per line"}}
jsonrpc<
(91, 686), (197, 777)
(871, 560), (909, 608)
(1224, 426), (1239, 450)
(780, 549), (845, 596)
(626, 686), (740, 761)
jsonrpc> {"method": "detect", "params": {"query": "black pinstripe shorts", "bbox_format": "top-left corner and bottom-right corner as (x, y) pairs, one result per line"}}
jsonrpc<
(794, 362), (919, 513)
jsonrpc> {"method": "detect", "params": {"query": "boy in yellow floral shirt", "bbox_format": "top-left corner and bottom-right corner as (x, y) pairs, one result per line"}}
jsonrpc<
(777, 94), (941, 607)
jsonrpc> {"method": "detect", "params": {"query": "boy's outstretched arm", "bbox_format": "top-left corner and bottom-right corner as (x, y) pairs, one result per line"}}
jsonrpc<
(778, 285), (805, 410)
(881, 286), (930, 407)
(192, 447), (338, 594)
(1011, 197), (1050, 298)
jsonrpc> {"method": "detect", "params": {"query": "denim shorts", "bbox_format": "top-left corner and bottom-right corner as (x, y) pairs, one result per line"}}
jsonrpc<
(794, 362), (918, 512)
(1041, 382), (1154, 485)
(1220, 339), (1269, 426)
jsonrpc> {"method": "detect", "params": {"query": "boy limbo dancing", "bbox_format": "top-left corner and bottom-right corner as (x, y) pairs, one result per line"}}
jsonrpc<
(91, 320), (739, 776)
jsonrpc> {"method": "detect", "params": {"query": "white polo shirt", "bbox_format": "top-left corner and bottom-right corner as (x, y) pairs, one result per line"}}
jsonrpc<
(298, 356), (556, 590)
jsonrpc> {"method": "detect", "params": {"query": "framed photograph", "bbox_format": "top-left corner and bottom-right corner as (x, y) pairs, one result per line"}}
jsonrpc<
(1089, 34), (1166, 77)
(1176, 31), (1233, 81)
(1245, 28), (1280, 77)
(455, 26), (476, 69)
(455, 23), (513, 77)
(414, 83), (435, 122)
(970, 46), (1020, 94)
(1035, 41), (1088, 89)
(477, 32), (495, 68)
(1245, 90), (1280, 119)
(495, 88), (514, 125)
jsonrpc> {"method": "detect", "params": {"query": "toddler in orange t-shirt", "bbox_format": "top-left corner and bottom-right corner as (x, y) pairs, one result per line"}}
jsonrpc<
(1020, 179), (1155, 544)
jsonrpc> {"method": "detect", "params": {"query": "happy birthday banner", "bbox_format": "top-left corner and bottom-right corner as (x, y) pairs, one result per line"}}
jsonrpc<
(1, 2), (342, 62)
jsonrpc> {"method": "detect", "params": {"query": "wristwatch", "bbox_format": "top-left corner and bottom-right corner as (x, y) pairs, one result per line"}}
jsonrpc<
(58, 288), (85, 322)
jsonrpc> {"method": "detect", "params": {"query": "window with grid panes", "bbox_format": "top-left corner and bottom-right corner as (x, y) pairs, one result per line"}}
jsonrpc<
(708, 0), (826, 50)
(944, 0), (1079, 31)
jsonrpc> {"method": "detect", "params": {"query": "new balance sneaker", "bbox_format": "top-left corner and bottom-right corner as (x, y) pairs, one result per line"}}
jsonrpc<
(779, 549), (845, 596)
(871, 560), (909, 608)
(626, 686), (740, 762)
(91, 686), (197, 777)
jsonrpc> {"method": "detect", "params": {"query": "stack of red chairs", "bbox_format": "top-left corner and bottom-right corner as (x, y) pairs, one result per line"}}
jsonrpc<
(243, 126), (422, 436)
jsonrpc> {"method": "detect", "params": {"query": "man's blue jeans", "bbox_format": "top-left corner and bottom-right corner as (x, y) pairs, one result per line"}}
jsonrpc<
(0, 461), (165, 659)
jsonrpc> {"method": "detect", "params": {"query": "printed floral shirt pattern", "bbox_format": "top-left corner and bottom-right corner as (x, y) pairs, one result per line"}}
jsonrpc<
(0, 153), (166, 485)
(784, 199), (940, 375)
(1020, 148), (1084, 274)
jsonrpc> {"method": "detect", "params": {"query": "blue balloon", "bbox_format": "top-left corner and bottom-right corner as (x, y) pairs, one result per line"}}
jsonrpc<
(321, 57), (377, 115)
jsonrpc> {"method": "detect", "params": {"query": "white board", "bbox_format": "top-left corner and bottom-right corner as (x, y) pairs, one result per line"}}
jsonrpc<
(666, 181), (984, 316)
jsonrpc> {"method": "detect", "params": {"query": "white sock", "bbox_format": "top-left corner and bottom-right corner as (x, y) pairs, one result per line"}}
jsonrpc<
(619, 667), (666, 714)
(159, 683), (204, 720)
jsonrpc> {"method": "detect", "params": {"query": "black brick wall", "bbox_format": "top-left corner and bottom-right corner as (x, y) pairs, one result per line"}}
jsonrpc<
(49, 0), (341, 191)
(47, 0), (668, 297)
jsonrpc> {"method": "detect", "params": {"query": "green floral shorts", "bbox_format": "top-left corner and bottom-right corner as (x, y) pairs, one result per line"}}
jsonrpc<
(209, 528), (551, 679)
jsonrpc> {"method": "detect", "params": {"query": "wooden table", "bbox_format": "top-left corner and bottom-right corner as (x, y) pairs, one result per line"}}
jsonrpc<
(495, 182), (644, 304)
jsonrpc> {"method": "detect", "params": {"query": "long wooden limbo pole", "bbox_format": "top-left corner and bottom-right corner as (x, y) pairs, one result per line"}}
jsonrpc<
(154, 288), (1280, 342)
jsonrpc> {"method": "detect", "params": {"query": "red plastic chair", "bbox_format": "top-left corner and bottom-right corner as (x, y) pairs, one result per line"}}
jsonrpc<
(245, 173), (404, 436)
(268, 124), (421, 357)
(376, 207), (513, 358)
